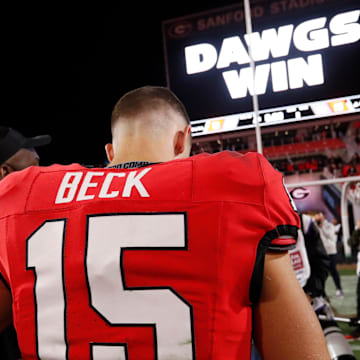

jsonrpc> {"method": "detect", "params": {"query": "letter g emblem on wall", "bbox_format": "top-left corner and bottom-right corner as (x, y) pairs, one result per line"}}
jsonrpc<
(290, 187), (310, 200)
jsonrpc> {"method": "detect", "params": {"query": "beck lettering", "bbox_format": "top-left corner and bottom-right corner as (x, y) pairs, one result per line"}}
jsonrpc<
(55, 168), (151, 204)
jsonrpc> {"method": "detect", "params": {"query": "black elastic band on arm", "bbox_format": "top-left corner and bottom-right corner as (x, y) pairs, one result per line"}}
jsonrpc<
(249, 225), (298, 305)
(267, 225), (299, 251)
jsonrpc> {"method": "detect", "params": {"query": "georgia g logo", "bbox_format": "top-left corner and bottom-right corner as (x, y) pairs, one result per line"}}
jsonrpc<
(290, 187), (310, 200)
(168, 21), (193, 38)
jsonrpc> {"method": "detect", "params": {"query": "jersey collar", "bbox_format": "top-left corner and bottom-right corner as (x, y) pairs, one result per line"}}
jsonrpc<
(107, 161), (159, 169)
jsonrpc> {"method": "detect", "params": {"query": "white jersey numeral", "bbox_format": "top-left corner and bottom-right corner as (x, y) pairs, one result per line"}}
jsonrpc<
(26, 219), (68, 360)
(27, 214), (195, 359)
(91, 344), (127, 360)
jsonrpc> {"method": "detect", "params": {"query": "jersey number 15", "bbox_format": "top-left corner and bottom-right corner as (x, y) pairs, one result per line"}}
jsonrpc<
(26, 213), (195, 359)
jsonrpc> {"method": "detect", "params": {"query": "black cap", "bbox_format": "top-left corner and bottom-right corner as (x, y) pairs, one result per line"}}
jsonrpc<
(0, 127), (52, 164)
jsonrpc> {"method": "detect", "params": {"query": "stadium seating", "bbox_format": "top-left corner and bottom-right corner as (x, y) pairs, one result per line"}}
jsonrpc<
(243, 138), (346, 158)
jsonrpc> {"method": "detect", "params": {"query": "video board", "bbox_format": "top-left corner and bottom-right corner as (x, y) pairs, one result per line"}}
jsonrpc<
(162, 0), (360, 136)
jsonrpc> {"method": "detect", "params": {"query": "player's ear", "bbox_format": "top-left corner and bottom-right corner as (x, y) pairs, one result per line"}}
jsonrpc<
(174, 125), (191, 158)
(185, 125), (192, 154)
(0, 164), (11, 180)
(174, 131), (184, 157)
(105, 143), (114, 163)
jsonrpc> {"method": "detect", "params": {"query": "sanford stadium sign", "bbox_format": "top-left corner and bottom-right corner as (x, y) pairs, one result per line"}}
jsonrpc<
(167, 0), (329, 38)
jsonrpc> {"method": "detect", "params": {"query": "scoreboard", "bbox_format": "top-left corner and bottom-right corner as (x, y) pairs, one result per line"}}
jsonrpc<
(162, 0), (360, 137)
(190, 94), (360, 136)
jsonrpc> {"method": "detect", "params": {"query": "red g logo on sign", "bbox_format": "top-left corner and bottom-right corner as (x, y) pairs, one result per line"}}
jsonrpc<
(168, 21), (193, 38)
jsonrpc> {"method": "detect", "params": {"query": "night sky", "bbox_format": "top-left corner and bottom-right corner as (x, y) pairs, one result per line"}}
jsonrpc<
(2, 2), (238, 166)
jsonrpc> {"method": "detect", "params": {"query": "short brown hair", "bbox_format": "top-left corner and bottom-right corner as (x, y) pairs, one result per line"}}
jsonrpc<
(111, 86), (190, 133)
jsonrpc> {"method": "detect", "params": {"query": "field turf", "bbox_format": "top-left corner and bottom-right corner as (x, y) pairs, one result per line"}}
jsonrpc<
(326, 266), (359, 358)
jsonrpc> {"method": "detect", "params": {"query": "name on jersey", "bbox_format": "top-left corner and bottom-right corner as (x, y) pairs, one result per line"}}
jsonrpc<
(55, 168), (151, 204)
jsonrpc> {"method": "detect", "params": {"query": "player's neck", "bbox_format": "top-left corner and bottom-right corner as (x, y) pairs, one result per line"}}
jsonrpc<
(109, 145), (174, 167)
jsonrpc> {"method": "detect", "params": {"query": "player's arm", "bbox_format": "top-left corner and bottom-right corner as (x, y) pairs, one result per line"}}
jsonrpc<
(253, 251), (330, 360)
(0, 278), (12, 332)
(252, 155), (330, 359)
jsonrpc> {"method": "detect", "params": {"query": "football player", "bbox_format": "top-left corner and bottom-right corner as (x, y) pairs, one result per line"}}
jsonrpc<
(0, 86), (329, 359)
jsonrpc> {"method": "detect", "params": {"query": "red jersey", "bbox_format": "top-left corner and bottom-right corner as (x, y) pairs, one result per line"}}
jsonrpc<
(0, 151), (299, 360)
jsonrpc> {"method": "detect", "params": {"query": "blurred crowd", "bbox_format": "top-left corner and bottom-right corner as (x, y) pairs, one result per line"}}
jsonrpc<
(271, 155), (327, 175)
(191, 121), (360, 178)
(271, 153), (360, 177)
(192, 121), (350, 155)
